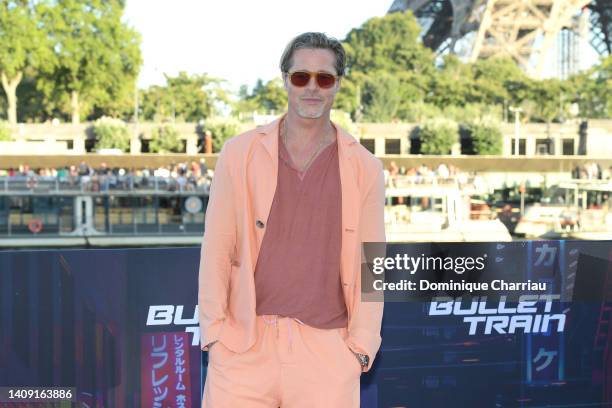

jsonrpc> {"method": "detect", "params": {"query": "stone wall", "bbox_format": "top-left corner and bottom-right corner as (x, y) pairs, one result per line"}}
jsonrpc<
(2, 119), (611, 158)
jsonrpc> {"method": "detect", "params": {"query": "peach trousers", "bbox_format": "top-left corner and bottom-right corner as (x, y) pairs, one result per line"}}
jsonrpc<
(202, 315), (362, 407)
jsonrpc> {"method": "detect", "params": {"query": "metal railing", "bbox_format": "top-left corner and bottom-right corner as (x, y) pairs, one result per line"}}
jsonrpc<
(386, 175), (489, 194)
(0, 175), (211, 194)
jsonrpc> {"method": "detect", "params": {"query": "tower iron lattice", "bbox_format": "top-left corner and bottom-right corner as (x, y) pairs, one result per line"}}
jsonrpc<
(389, 0), (611, 78)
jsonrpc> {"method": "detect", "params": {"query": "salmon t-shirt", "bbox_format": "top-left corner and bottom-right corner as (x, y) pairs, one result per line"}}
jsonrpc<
(254, 131), (348, 329)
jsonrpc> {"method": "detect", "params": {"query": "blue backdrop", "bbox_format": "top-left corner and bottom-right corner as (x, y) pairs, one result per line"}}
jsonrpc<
(0, 241), (611, 407)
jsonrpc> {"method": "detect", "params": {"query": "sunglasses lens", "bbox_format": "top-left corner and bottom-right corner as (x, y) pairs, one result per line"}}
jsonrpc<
(316, 73), (336, 88)
(290, 71), (311, 87)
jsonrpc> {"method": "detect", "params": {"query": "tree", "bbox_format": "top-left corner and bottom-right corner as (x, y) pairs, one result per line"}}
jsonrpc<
(442, 103), (502, 123)
(15, 68), (54, 122)
(397, 101), (441, 123)
(39, 0), (141, 124)
(471, 57), (528, 106)
(419, 118), (458, 155)
(466, 118), (503, 155)
(330, 109), (357, 135)
(361, 71), (401, 122)
(92, 117), (130, 151)
(570, 55), (612, 119)
(141, 85), (168, 122)
(341, 12), (435, 121)
(334, 75), (361, 118)
(525, 79), (569, 123)
(0, 120), (11, 141)
(343, 12), (434, 75)
(141, 72), (226, 122)
(426, 54), (473, 108)
(206, 117), (241, 153)
(149, 125), (183, 153)
(238, 78), (287, 114)
(0, 1), (52, 124)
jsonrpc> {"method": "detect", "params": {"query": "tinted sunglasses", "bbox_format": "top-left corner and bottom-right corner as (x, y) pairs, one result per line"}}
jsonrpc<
(287, 70), (338, 89)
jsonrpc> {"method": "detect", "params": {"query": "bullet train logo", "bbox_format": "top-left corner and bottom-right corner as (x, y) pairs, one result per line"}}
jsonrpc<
(428, 294), (566, 335)
(146, 305), (201, 347)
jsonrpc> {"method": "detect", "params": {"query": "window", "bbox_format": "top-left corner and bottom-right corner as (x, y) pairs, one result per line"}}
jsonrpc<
(511, 139), (526, 155)
(141, 139), (150, 153)
(385, 138), (401, 155)
(360, 139), (375, 154)
(562, 139), (574, 155)
(535, 139), (551, 155)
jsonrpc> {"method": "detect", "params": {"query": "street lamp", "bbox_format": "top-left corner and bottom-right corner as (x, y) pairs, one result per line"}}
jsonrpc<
(509, 106), (523, 156)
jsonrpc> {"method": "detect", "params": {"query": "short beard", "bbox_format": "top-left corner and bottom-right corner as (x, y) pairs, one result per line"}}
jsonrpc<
(295, 105), (325, 119)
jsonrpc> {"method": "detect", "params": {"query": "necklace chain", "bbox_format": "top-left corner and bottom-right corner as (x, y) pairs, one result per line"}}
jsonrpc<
(282, 119), (330, 173)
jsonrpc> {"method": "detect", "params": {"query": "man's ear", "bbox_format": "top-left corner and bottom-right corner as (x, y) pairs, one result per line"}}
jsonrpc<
(283, 73), (289, 91)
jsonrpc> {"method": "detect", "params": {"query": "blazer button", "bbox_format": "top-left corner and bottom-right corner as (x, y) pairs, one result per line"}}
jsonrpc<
(256, 220), (265, 229)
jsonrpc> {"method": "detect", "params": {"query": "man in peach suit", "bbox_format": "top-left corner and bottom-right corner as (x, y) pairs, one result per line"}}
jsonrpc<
(199, 32), (385, 407)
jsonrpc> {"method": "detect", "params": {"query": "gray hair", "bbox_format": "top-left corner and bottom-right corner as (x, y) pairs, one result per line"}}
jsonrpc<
(280, 32), (346, 76)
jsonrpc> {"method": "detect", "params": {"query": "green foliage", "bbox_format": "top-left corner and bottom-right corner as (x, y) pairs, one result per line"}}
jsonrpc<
(206, 117), (241, 153)
(232, 85), (260, 117)
(341, 12), (435, 121)
(15, 69), (52, 123)
(426, 54), (473, 108)
(524, 78), (570, 123)
(397, 101), (441, 123)
(37, 0), (142, 123)
(418, 118), (458, 155)
(141, 72), (226, 122)
(234, 78), (287, 115)
(0, 1), (53, 123)
(252, 78), (287, 112)
(334, 76), (361, 117)
(471, 57), (528, 105)
(330, 110), (357, 135)
(569, 55), (612, 119)
(466, 118), (503, 155)
(361, 71), (401, 122)
(149, 125), (183, 153)
(344, 12), (434, 75)
(92, 117), (130, 151)
(426, 56), (531, 118)
(0, 120), (12, 141)
(442, 103), (503, 123)
(0, 2), (53, 79)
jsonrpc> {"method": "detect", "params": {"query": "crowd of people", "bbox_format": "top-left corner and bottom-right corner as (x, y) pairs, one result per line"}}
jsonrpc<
(2, 159), (609, 194)
(384, 161), (472, 188)
(0, 160), (214, 192)
(572, 162), (612, 180)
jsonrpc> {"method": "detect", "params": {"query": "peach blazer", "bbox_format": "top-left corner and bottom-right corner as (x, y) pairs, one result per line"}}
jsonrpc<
(198, 115), (385, 372)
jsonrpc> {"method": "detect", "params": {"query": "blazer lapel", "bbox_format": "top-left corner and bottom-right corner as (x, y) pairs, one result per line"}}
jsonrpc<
(250, 118), (281, 265)
(336, 127), (360, 287)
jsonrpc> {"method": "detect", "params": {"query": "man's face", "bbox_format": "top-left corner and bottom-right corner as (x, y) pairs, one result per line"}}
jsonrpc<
(283, 48), (340, 120)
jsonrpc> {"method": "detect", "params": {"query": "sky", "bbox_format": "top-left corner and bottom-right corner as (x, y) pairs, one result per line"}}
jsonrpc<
(123, 0), (390, 92)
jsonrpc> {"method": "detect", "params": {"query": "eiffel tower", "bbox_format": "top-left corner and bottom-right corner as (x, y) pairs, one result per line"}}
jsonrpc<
(388, 0), (611, 78)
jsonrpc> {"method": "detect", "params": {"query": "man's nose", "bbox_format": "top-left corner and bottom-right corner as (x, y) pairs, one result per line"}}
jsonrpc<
(306, 75), (318, 91)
